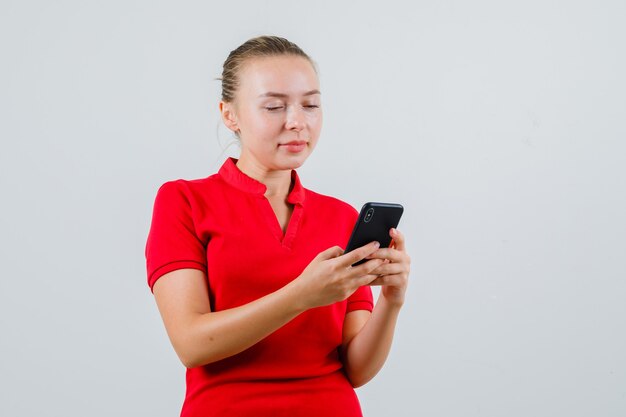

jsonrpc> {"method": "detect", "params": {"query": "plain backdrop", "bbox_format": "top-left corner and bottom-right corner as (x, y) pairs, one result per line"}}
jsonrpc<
(1, 1), (625, 416)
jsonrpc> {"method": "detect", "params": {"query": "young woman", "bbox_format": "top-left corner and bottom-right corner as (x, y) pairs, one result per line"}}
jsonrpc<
(145, 35), (411, 417)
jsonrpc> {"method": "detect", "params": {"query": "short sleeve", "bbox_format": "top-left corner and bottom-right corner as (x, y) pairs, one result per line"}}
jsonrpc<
(346, 285), (374, 312)
(145, 181), (207, 292)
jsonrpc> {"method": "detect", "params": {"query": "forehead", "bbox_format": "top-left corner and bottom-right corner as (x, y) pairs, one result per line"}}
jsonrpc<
(237, 55), (319, 97)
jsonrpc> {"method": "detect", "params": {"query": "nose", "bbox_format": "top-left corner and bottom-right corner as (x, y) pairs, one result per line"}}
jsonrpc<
(285, 106), (305, 131)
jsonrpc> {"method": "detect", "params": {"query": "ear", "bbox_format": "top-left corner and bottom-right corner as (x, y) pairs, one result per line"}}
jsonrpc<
(219, 101), (239, 133)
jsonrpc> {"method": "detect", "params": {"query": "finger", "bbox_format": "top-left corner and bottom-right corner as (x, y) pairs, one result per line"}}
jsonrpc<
(367, 274), (405, 287)
(369, 262), (404, 276)
(389, 228), (406, 252)
(367, 276), (386, 286)
(349, 258), (385, 278)
(354, 273), (381, 287)
(339, 241), (380, 267)
(365, 248), (403, 262)
(316, 246), (345, 261)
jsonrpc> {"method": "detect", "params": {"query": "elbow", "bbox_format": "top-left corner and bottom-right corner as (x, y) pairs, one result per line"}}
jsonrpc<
(348, 375), (372, 389)
(344, 367), (374, 388)
(178, 350), (218, 369)
(179, 353), (202, 369)
(176, 347), (220, 369)
(174, 345), (200, 368)
(173, 340), (227, 368)
(342, 353), (375, 388)
(172, 341), (213, 369)
(351, 378), (366, 389)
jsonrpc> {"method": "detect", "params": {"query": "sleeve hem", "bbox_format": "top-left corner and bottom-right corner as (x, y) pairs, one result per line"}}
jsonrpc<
(148, 260), (207, 293)
(346, 300), (374, 313)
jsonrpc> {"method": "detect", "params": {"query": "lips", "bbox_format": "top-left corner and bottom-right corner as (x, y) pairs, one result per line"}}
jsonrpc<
(279, 140), (308, 153)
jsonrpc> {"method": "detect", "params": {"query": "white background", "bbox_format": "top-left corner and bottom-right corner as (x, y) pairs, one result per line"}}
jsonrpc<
(1, 1), (625, 416)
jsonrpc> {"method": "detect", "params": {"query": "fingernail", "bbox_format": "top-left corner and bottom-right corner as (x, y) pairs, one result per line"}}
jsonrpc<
(373, 241), (380, 248)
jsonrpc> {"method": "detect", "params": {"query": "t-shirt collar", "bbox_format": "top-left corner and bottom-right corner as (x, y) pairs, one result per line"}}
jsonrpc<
(218, 157), (305, 204)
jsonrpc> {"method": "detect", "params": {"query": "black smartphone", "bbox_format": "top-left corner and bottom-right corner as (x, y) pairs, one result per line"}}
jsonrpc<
(344, 202), (404, 266)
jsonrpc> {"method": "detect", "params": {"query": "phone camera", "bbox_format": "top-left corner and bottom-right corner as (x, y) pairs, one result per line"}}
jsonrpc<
(364, 208), (375, 223)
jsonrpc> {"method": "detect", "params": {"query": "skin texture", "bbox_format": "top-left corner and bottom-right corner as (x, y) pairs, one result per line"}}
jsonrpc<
(152, 55), (411, 387)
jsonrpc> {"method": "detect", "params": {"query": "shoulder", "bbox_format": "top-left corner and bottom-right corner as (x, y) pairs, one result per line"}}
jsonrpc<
(303, 188), (359, 220)
(149, 174), (229, 222)
(153, 173), (223, 202)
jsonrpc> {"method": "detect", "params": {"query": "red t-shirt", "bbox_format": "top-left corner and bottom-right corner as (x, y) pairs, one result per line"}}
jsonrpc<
(145, 157), (374, 417)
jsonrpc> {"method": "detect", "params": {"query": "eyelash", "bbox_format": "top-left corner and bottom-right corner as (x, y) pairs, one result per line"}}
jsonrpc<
(265, 105), (319, 112)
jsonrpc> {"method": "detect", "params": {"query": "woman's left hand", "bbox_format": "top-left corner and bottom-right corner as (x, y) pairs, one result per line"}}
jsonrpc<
(366, 228), (411, 307)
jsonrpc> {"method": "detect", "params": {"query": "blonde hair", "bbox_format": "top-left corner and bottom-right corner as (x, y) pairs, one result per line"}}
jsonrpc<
(218, 35), (316, 103)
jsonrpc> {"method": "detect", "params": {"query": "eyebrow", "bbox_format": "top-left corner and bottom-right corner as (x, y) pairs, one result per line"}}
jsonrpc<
(258, 89), (321, 98)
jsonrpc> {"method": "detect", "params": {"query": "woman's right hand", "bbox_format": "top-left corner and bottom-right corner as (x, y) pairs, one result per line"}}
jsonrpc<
(290, 241), (384, 310)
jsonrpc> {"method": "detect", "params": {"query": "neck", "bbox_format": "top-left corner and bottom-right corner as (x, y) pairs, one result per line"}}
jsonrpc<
(235, 155), (293, 199)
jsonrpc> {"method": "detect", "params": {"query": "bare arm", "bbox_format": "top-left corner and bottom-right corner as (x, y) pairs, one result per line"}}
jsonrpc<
(341, 228), (411, 387)
(153, 268), (303, 368)
(152, 242), (384, 368)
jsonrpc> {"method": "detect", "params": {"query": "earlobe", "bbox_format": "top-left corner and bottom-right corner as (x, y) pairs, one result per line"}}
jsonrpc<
(219, 101), (239, 133)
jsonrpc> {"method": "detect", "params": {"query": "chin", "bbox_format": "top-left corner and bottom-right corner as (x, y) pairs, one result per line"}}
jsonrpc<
(275, 153), (309, 170)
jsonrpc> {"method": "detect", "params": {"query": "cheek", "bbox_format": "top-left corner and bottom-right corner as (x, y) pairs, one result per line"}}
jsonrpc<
(311, 113), (323, 135)
(306, 111), (322, 127)
(247, 112), (281, 135)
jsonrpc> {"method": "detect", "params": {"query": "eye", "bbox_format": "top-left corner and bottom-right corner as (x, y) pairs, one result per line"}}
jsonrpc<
(304, 104), (320, 110)
(265, 106), (284, 111)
